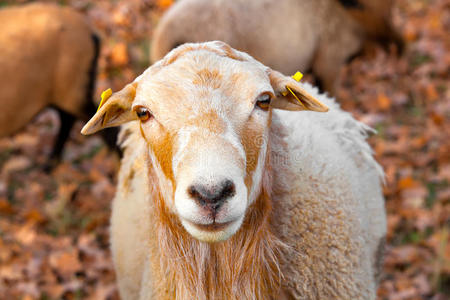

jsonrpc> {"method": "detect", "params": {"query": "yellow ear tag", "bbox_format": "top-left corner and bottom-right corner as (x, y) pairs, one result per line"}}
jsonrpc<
(281, 71), (304, 103)
(292, 71), (303, 82)
(97, 88), (112, 111)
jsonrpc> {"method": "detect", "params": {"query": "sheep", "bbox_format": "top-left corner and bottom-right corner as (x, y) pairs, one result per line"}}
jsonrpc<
(150, 0), (402, 93)
(0, 3), (117, 166)
(81, 41), (386, 299)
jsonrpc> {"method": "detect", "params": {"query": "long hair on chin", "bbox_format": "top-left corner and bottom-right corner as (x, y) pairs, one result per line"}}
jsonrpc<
(151, 151), (288, 300)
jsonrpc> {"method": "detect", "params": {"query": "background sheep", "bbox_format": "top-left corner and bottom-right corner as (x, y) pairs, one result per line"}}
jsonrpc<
(0, 3), (117, 166)
(82, 41), (386, 299)
(150, 0), (402, 93)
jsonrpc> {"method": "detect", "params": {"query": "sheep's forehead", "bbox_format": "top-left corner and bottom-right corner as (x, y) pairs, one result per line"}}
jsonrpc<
(135, 51), (272, 125)
(134, 50), (271, 194)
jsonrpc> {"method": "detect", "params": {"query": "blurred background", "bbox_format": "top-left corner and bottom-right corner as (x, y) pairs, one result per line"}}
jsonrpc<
(0, 0), (448, 299)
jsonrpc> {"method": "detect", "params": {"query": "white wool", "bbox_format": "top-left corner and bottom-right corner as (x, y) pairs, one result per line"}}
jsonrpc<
(277, 82), (384, 182)
(273, 84), (386, 281)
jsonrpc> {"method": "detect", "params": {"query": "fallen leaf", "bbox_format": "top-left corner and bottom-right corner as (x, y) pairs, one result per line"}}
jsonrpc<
(377, 93), (392, 110)
(110, 43), (129, 66)
(49, 249), (82, 277)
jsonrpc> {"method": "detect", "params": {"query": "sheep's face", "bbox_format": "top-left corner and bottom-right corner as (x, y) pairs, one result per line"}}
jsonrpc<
(81, 42), (328, 243)
(135, 51), (275, 243)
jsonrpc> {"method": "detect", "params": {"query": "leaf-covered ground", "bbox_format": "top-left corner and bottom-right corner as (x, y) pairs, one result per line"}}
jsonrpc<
(0, 0), (448, 299)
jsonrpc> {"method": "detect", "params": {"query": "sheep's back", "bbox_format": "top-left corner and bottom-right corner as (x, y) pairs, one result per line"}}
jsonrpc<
(151, 0), (344, 74)
(0, 3), (95, 135)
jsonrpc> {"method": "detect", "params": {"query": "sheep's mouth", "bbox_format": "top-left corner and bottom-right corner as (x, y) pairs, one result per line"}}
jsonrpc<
(181, 216), (244, 242)
(190, 220), (234, 232)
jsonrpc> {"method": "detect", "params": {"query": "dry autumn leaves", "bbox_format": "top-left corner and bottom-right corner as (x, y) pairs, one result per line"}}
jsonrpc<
(0, 0), (448, 299)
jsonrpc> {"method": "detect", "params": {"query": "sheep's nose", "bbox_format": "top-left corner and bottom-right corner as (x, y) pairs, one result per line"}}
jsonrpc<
(188, 180), (236, 210)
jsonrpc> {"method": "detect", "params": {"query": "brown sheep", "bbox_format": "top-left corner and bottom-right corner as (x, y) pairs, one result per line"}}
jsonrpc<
(0, 3), (117, 166)
(150, 0), (402, 93)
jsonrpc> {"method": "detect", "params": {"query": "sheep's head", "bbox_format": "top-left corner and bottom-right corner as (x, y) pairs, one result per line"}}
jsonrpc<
(82, 41), (328, 243)
(343, 0), (403, 50)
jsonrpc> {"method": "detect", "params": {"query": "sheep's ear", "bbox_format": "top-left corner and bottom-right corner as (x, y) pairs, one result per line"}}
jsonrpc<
(269, 70), (329, 112)
(81, 83), (138, 135)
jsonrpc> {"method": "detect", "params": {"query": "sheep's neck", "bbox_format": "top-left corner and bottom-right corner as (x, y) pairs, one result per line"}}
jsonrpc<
(148, 165), (285, 300)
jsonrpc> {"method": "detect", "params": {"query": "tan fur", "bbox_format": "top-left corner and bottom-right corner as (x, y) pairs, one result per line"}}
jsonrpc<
(138, 118), (176, 186)
(241, 117), (266, 194)
(151, 0), (401, 93)
(193, 68), (223, 89)
(83, 42), (386, 299)
(184, 110), (226, 134)
(0, 3), (96, 136)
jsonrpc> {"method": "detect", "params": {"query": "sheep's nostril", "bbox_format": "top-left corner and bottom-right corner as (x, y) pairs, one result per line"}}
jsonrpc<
(188, 179), (236, 210)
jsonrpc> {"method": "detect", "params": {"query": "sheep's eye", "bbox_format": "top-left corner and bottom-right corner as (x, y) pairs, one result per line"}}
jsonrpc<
(255, 93), (272, 111)
(135, 106), (152, 122)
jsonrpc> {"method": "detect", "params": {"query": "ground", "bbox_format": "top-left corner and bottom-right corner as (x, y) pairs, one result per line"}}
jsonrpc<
(0, 0), (448, 299)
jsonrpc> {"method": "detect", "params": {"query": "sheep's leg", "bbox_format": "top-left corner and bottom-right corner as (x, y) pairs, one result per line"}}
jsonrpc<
(46, 108), (75, 169)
